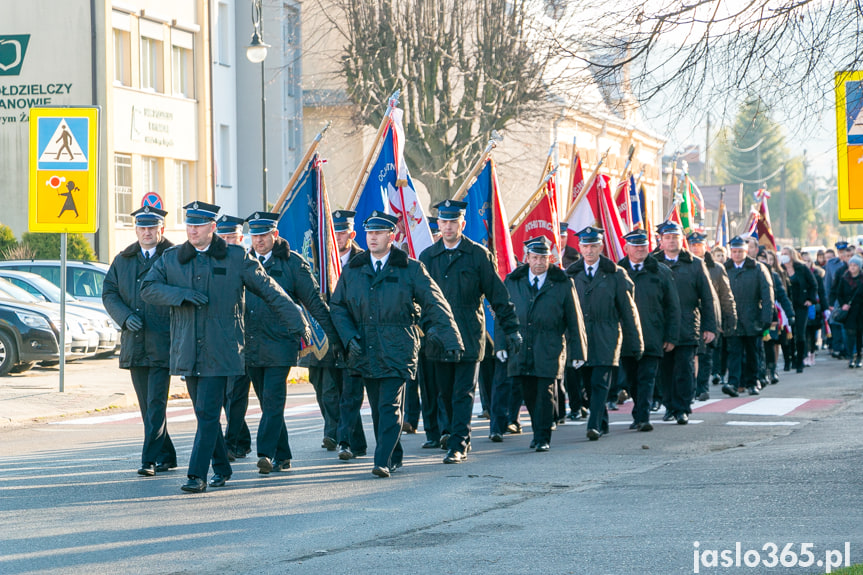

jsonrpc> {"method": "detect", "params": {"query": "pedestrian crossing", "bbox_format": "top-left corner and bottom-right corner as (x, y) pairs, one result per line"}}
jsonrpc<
(50, 395), (839, 426)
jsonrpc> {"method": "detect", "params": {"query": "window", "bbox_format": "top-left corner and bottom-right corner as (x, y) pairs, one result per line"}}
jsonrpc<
(287, 118), (297, 151)
(175, 161), (193, 224)
(114, 153), (133, 225)
(217, 1), (230, 65)
(69, 269), (104, 299)
(172, 45), (194, 98)
(142, 156), (160, 199)
(140, 36), (163, 92)
(218, 124), (231, 186)
(113, 29), (131, 86)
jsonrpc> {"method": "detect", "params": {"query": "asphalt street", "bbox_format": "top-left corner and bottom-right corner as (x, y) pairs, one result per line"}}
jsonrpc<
(0, 354), (861, 575)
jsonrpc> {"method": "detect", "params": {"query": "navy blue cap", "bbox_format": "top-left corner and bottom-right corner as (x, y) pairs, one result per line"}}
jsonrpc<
(434, 199), (468, 221)
(524, 236), (552, 255)
(728, 235), (747, 248)
(559, 222), (569, 234)
(687, 231), (707, 244)
(131, 205), (167, 228)
(623, 229), (649, 246)
(332, 210), (356, 232)
(183, 201), (220, 225)
(427, 217), (439, 232)
(657, 220), (682, 235)
(836, 240), (849, 250)
(577, 226), (604, 245)
(363, 210), (399, 231)
(245, 211), (280, 235)
(216, 215), (245, 235)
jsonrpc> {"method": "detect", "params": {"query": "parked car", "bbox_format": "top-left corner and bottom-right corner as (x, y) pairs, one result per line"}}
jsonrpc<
(0, 299), (65, 376)
(0, 271), (119, 356)
(0, 260), (110, 304)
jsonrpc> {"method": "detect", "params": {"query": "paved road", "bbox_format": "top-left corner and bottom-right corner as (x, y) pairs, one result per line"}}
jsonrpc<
(1, 354), (861, 574)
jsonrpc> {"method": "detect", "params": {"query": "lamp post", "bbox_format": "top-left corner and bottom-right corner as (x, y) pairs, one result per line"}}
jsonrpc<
(246, 0), (270, 210)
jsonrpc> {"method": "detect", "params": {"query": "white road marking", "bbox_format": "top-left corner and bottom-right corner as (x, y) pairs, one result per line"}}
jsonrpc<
(726, 421), (800, 426)
(727, 398), (808, 416)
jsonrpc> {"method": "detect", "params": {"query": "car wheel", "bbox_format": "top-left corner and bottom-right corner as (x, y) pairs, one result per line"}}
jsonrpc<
(10, 361), (35, 374)
(0, 331), (18, 376)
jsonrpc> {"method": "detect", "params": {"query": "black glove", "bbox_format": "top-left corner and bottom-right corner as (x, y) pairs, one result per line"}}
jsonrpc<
(443, 349), (463, 363)
(124, 314), (143, 332)
(184, 290), (208, 306)
(505, 332), (523, 356)
(425, 326), (445, 349)
(347, 337), (362, 363)
(332, 341), (345, 363)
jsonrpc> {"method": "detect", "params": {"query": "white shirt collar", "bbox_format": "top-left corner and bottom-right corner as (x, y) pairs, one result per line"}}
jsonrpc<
(255, 250), (273, 264)
(443, 239), (462, 251)
(371, 250), (391, 271)
(195, 243), (211, 254)
(529, 270), (548, 289)
(340, 250), (351, 266)
(141, 247), (156, 258)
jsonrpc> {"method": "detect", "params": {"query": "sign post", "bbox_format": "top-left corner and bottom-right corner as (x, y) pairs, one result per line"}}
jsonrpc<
(835, 71), (863, 222)
(29, 106), (99, 392)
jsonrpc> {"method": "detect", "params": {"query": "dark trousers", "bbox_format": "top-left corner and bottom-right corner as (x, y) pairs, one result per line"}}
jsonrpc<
(696, 348), (713, 396)
(335, 370), (368, 451)
(363, 377), (405, 470)
(846, 326), (863, 356)
(405, 377), (421, 427)
(517, 376), (556, 444)
(660, 345), (697, 416)
(564, 365), (587, 413)
(582, 365), (612, 433)
(489, 358), (511, 435)
(418, 356), (448, 442)
(248, 366), (292, 461)
(478, 353), (494, 413)
(606, 367), (622, 404)
(509, 379), (524, 425)
(712, 335), (727, 378)
(308, 365), (341, 442)
(185, 376), (232, 480)
(223, 374), (252, 454)
(792, 307), (809, 368)
(831, 321), (846, 355)
(129, 366), (176, 466)
(434, 360), (479, 452)
(621, 356), (660, 425)
(553, 378), (566, 421)
(727, 336), (758, 390)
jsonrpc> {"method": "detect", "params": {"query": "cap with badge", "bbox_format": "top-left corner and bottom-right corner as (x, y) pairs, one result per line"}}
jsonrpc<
(686, 231), (707, 244)
(576, 225), (604, 245)
(332, 210), (356, 232)
(836, 240), (849, 250)
(132, 205), (167, 228)
(559, 222), (569, 234)
(657, 220), (683, 235)
(183, 201), (220, 225)
(245, 211), (280, 235)
(216, 214), (245, 235)
(363, 210), (399, 231)
(728, 235), (748, 248)
(623, 229), (649, 246)
(427, 216), (439, 233)
(523, 235), (552, 255)
(433, 199), (468, 221)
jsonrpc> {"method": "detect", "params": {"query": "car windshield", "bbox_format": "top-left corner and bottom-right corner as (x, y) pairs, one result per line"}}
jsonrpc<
(22, 274), (77, 303)
(0, 277), (42, 303)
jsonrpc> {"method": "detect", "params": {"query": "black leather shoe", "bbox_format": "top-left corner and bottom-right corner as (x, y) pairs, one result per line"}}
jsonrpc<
(606, 401), (619, 412)
(155, 461), (177, 473)
(443, 449), (465, 464)
(662, 411), (675, 422)
(322, 437), (337, 451)
(138, 463), (155, 477)
(567, 412), (578, 421)
(747, 387), (760, 396)
(257, 456), (274, 474)
(401, 422), (417, 434)
(421, 439), (440, 449)
(696, 392), (709, 401)
(650, 401), (661, 412)
(208, 474), (230, 487)
(586, 428), (602, 441)
(274, 459), (292, 471)
(181, 477), (206, 493)
(440, 434), (451, 450)
(226, 449), (237, 462)
(390, 461), (403, 473)
(711, 374), (720, 385)
(535, 443), (550, 452)
(529, 439), (537, 449)
(505, 423), (522, 434)
(338, 445), (355, 460)
(637, 422), (654, 432)
(629, 422), (639, 430)
(489, 432), (503, 443)
(354, 450), (367, 457)
(676, 413), (689, 425)
(372, 466), (390, 478)
(550, 422), (557, 431)
(721, 384), (739, 398)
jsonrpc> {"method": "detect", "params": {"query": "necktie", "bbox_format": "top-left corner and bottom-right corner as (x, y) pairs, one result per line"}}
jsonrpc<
(143, 251), (150, 261)
(375, 260), (382, 274)
(258, 254), (266, 264)
(587, 266), (593, 279)
(635, 264), (641, 271)
(533, 276), (540, 293)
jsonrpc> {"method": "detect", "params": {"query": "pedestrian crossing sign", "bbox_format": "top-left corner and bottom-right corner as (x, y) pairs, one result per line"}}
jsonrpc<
(29, 107), (99, 233)
(836, 71), (863, 222)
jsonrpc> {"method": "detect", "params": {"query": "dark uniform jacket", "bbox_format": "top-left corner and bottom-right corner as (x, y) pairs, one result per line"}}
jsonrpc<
(561, 244), (580, 269)
(658, 250), (717, 346)
(419, 236), (519, 362)
(618, 254), (681, 358)
(141, 234), (308, 377)
(329, 246), (463, 381)
(785, 261), (818, 310)
(704, 252), (737, 334)
(567, 254), (643, 366)
(724, 256), (775, 336)
(771, 271), (795, 323)
(497, 264), (586, 379)
(246, 237), (339, 367)
(103, 237), (173, 369)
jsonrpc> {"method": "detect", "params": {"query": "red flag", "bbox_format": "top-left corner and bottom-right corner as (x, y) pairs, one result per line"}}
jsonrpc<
(489, 159), (517, 279)
(566, 173), (603, 250)
(755, 188), (776, 251)
(596, 174), (627, 261)
(570, 151), (585, 203)
(511, 193), (559, 263)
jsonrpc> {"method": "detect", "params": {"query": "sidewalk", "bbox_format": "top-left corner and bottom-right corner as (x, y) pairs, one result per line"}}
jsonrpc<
(0, 356), (309, 428)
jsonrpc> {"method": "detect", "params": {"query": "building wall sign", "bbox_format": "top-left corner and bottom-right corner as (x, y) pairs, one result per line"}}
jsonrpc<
(131, 105), (176, 148)
(0, 35), (30, 76)
(113, 88), (197, 160)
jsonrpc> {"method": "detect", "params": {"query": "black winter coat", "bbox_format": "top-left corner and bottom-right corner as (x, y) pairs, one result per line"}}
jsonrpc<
(497, 264), (586, 378)
(724, 257), (774, 336)
(658, 250), (717, 346)
(772, 271), (795, 323)
(103, 237), (173, 369)
(567, 255), (643, 366)
(836, 271), (863, 330)
(785, 262), (818, 310)
(245, 237), (339, 367)
(618, 254), (681, 358)
(329, 246), (463, 380)
(704, 252), (737, 334)
(141, 235), (309, 377)
(419, 237), (519, 362)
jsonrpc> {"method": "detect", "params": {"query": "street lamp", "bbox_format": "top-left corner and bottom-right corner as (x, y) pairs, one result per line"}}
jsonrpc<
(247, 0), (270, 210)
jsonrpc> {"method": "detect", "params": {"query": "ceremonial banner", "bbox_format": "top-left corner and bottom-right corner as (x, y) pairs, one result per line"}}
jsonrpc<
(511, 193), (558, 262)
(754, 188), (776, 250)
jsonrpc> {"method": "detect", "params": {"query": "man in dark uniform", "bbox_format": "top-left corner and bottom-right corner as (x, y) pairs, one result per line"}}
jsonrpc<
(656, 221), (717, 424)
(499, 236), (586, 450)
(419, 199), (521, 464)
(330, 211), (463, 477)
(618, 229), (680, 431)
(141, 201), (309, 493)
(567, 226), (643, 440)
(215, 214), (253, 461)
(722, 235), (774, 397)
(103, 206), (177, 477)
(245, 212), (341, 474)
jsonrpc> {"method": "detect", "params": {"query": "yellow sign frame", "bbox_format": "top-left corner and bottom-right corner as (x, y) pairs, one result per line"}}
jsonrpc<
(836, 71), (863, 223)
(28, 107), (99, 233)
